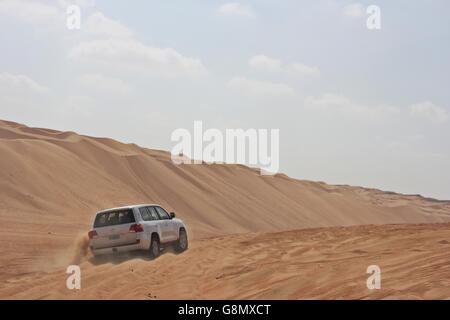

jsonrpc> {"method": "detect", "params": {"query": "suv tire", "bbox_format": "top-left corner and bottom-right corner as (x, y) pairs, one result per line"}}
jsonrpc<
(175, 228), (188, 252)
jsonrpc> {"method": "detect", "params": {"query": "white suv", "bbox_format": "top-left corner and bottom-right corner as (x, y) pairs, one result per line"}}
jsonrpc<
(88, 204), (188, 258)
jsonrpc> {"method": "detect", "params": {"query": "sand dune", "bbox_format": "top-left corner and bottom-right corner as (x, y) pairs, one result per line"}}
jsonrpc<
(1, 119), (450, 299)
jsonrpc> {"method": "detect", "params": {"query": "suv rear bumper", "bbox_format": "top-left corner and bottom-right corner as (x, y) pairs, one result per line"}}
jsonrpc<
(90, 238), (150, 256)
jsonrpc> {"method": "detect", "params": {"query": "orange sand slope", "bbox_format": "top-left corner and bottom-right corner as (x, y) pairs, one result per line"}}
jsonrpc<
(2, 223), (450, 299)
(1, 119), (450, 299)
(1, 119), (449, 238)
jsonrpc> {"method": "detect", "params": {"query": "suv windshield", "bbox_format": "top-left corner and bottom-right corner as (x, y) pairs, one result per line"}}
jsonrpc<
(94, 209), (135, 228)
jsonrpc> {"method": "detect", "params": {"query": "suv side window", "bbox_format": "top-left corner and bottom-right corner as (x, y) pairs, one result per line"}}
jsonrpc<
(155, 206), (170, 220)
(147, 206), (160, 220)
(139, 207), (151, 221)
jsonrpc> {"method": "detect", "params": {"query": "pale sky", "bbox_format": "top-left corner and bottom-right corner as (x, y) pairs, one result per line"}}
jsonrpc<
(1, 0), (449, 199)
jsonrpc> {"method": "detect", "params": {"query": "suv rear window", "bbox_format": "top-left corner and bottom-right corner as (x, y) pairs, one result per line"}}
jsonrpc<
(94, 209), (136, 228)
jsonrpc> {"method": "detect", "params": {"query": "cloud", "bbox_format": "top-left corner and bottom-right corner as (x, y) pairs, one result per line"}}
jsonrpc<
(68, 38), (208, 78)
(0, 73), (49, 95)
(304, 95), (449, 125)
(249, 54), (320, 77)
(218, 2), (255, 18)
(0, 1), (123, 36)
(72, 10), (207, 78)
(248, 55), (281, 72)
(342, 3), (365, 18)
(84, 12), (133, 38)
(289, 63), (320, 77)
(0, 0), (93, 32)
(304, 93), (399, 119)
(57, 0), (96, 8)
(76, 74), (132, 95)
(409, 101), (449, 123)
(228, 76), (295, 98)
(0, 73), (52, 122)
(0, 1), (206, 78)
(0, 0), (63, 25)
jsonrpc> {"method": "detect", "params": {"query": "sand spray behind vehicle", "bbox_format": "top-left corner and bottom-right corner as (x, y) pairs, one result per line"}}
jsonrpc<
(71, 232), (90, 264)
(30, 231), (91, 275)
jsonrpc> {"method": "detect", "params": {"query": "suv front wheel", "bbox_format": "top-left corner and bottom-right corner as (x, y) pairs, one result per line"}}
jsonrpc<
(149, 235), (160, 258)
(175, 229), (188, 252)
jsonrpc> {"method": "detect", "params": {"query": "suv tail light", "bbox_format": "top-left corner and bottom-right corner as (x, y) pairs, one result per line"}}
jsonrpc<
(88, 230), (98, 239)
(129, 224), (144, 233)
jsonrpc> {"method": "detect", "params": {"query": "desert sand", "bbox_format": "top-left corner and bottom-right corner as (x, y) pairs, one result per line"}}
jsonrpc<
(0, 119), (449, 299)
(2, 223), (450, 299)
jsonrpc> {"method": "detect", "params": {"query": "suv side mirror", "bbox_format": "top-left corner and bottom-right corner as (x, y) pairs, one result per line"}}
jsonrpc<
(170, 212), (176, 219)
